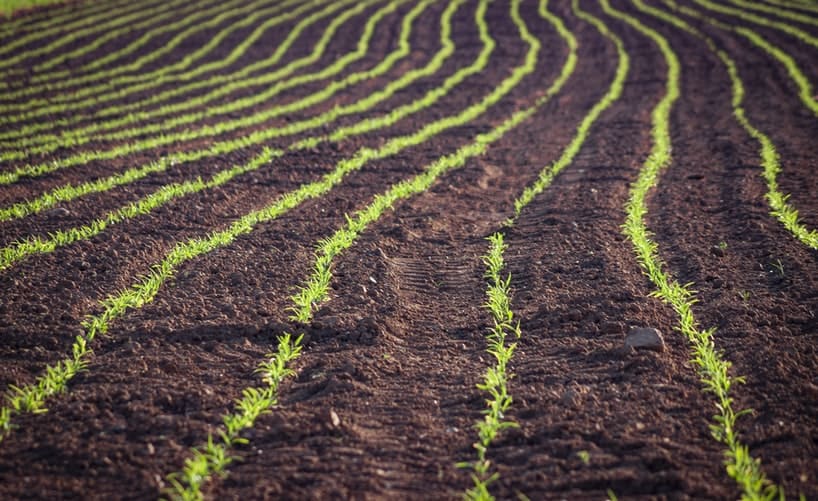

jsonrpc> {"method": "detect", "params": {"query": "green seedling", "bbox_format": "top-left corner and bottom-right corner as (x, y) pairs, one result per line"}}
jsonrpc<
(167, 0), (546, 488)
(458, 232), (521, 500)
(455, 0), (627, 496)
(165, 334), (302, 501)
(577, 450), (591, 465)
(621, 0), (780, 498)
(660, 0), (818, 250)
(0, 0), (189, 71)
(0, 0), (493, 278)
(727, 0), (818, 27)
(0, 0), (132, 31)
(0, 0), (480, 217)
(0, 0), (322, 116)
(2, 0), (544, 463)
(288, 0), (550, 323)
(0, 0), (376, 156)
(693, 0), (818, 49)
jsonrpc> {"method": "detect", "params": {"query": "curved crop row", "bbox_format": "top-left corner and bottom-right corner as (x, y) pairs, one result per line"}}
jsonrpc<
(0, 0), (487, 223)
(0, 0), (315, 112)
(0, 0), (506, 441)
(27, 0), (231, 74)
(0, 0), (381, 183)
(0, 0), (164, 65)
(668, 0), (818, 118)
(640, 3), (818, 251)
(0, 0), (440, 268)
(456, 2), (628, 497)
(0, 0), (356, 127)
(288, 0), (544, 323)
(0, 0), (363, 129)
(0, 0), (190, 74)
(28, 0), (263, 80)
(0, 0), (130, 32)
(763, 0), (818, 14)
(166, 2), (554, 495)
(605, 0), (782, 498)
(164, 332), (303, 501)
(663, 0), (818, 250)
(726, 0), (818, 27)
(0, 0), (404, 162)
(1, 0), (75, 18)
(692, 0), (818, 49)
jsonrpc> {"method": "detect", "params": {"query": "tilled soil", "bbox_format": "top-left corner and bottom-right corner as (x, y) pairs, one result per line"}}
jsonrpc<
(0, 0), (816, 499)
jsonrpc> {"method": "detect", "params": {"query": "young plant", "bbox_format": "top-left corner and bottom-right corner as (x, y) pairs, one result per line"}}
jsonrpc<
(615, 1), (781, 498)
(0, 0), (544, 438)
(165, 334), (303, 500)
(459, 232), (521, 500)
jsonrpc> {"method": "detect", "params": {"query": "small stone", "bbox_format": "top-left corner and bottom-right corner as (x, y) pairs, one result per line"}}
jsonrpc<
(46, 207), (71, 218)
(330, 409), (341, 428)
(625, 327), (665, 352)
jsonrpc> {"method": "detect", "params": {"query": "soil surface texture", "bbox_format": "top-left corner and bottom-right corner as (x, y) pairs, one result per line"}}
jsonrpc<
(0, 0), (816, 500)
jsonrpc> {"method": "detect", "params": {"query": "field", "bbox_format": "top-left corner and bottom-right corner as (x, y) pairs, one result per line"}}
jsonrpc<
(0, 0), (817, 499)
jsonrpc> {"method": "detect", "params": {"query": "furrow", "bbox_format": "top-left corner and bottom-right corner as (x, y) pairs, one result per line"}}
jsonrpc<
(0, 0), (307, 109)
(1, 0), (77, 18)
(26, 0), (233, 74)
(0, 0), (404, 162)
(456, 2), (627, 497)
(287, 1), (544, 324)
(0, 0), (437, 271)
(667, 0), (818, 118)
(625, 0), (818, 496)
(760, 0), (818, 14)
(0, 0), (361, 130)
(637, 2), (817, 260)
(0, 0), (378, 184)
(604, 0), (783, 498)
(41, 0), (264, 76)
(0, 0), (192, 74)
(0, 0), (521, 443)
(690, 0), (818, 49)
(0, 0), (489, 224)
(726, 0), (818, 28)
(0, 0), (318, 115)
(0, 0), (133, 36)
(166, 0), (556, 495)
(0, 0), (162, 62)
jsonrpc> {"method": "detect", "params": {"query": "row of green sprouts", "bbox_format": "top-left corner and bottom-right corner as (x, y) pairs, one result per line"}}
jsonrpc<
(0, 0), (816, 499)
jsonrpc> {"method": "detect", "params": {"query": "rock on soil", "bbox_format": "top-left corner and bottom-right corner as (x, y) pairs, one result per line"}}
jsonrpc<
(625, 327), (666, 352)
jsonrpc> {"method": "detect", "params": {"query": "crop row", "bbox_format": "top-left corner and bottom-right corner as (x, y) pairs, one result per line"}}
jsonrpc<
(0, 0), (311, 111)
(0, 0), (482, 269)
(0, 0), (192, 74)
(1, 0), (816, 499)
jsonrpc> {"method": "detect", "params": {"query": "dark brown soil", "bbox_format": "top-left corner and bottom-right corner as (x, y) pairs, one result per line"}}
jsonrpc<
(1, 0), (816, 499)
